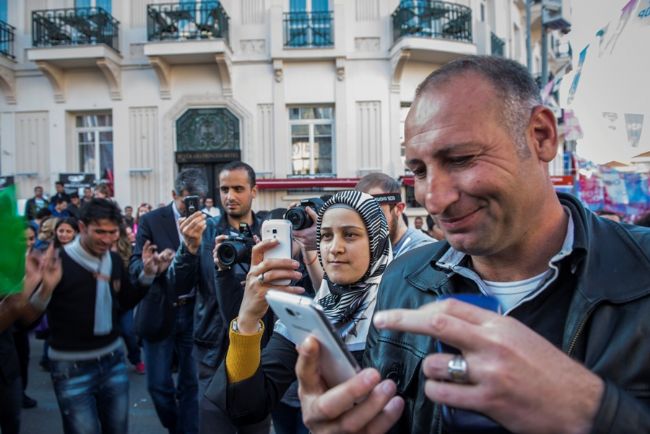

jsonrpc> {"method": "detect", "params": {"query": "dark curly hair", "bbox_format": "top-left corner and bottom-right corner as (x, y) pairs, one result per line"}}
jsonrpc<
(79, 198), (122, 226)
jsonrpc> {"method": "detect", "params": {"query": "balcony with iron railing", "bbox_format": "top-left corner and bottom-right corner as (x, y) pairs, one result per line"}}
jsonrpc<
(147, 1), (229, 45)
(143, 2), (232, 99)
(0, 19), (15, 60)
(389, 1), (476, 70)
(28, 7), (123, 102)
(392, 1), (473, 44)
(32, 7), (119, 51)
(283, 11), (333, 48)
(490, 32), (505, 57)
(0, 19), (16, 104)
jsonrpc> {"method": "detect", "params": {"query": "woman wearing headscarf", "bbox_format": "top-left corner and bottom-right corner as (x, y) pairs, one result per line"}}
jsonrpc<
(204, 190), (392, 430)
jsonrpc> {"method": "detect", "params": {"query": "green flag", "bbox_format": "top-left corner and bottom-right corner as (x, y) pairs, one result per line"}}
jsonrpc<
(0, 185), (26, 296)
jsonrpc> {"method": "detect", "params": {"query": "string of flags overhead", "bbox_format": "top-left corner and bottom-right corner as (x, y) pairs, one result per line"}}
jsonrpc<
(539, 0), (647, 157)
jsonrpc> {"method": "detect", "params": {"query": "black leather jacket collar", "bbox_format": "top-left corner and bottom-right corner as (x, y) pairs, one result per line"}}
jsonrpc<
(366, 192), (650, 433)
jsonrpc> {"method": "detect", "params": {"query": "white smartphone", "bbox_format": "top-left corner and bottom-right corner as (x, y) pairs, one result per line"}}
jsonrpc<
(265, 290), (361, 387)
(261, 219), (293, 285)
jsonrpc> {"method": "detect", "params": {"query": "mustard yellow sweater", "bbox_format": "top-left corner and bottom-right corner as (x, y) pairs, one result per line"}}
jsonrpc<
(225, 318), (265, 383)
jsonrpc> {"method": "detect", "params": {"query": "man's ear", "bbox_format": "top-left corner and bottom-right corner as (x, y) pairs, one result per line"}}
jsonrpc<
(394, 202), (406, 215)
(251, 185), (258, 199)
(527, 106), (559, 163)
(78, 220), (87, 233)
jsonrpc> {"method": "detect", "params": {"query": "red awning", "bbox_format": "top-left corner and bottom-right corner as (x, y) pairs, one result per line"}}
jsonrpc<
(400, 175), (414, 186)
(257, 175), (575, 190)
(256, 178), (360, 190)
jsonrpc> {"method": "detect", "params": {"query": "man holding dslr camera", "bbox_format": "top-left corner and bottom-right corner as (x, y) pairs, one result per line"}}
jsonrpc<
(171, 161), (271, 434)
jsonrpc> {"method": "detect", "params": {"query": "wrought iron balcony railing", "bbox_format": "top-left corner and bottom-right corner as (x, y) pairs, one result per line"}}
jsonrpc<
(284, 11), (333, 48)
(491, 32), (505, 57)
(392, 1), (472, 44)
(32, 7), (120, 51)
(147, 2), (229, 44)
(0, 19), (15, 59)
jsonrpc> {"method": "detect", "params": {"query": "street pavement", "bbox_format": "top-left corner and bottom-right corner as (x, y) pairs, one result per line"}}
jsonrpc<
(21, 337), (167, 434)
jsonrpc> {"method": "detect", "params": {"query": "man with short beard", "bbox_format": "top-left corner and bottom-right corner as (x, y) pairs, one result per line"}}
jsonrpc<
(170, 161), (270, 434)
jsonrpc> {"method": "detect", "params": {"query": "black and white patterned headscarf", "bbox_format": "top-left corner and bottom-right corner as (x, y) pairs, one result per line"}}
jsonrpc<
(314, 190), (392, 351)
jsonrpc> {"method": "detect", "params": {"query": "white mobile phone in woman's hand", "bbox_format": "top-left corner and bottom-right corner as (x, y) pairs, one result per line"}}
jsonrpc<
(265, 290), (360, 387)
(262, 219), (293, 285)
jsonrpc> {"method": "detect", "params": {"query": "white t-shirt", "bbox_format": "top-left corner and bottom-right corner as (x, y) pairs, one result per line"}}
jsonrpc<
(483, 271), (550, 312)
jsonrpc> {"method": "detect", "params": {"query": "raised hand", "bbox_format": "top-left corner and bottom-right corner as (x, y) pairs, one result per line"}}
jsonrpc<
(142, 240), (175, 276)
(236, 239), (304, 334)
(155, 248), (175, 274)
(40, 243), (62, 294)
(179, 212), (207, 255)
(141, 240), (159, 276)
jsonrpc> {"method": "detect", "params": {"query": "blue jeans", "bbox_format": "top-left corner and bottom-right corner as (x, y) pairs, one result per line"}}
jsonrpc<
(50, 349), (129, 434)
(143, 301), (198, 434)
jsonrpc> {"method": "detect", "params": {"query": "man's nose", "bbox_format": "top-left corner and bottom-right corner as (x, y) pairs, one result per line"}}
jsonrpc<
(419, 169), (459, 216)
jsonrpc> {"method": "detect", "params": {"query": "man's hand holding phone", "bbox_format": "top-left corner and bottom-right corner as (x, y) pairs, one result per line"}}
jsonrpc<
(296, 337), (404, 434)
(179, 211), (206, 255)
(372, 297), (604, 434)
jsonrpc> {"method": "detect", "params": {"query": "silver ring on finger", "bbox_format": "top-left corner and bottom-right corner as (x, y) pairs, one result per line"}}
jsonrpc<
(257, 273), (265, 284)
(447, 354), (469, 383)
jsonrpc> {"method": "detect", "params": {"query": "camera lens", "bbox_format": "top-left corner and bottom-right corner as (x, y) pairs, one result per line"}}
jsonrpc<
(285, 208), (311, 231)
(217, 243), (237, 267)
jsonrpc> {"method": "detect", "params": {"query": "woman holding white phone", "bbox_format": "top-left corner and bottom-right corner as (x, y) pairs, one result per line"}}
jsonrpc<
(204, 190), (392, 432)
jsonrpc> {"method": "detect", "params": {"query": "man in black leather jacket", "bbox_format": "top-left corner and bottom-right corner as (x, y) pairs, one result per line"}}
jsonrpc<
(295, 56), (650, 433)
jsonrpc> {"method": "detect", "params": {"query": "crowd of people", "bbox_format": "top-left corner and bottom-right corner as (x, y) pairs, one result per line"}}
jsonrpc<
(2, 56), (650, 434)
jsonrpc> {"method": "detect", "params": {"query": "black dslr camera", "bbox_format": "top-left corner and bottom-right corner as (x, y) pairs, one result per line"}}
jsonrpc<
(216, 223), (255, 267)
(284, 197), (326, 230)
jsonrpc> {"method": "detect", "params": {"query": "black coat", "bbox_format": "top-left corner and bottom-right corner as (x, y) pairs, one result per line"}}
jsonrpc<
(129, 204), (182, 342)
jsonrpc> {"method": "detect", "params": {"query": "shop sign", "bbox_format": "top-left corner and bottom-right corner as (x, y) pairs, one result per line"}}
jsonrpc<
(59, 173), (95, 194)
(175, 150), (241, 164)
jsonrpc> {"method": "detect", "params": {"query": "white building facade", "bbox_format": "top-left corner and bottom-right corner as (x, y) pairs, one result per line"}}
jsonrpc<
(0, 0), (566, 212)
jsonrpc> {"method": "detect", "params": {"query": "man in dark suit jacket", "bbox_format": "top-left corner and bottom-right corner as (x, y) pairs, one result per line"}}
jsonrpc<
(129, 169), (207, 434)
